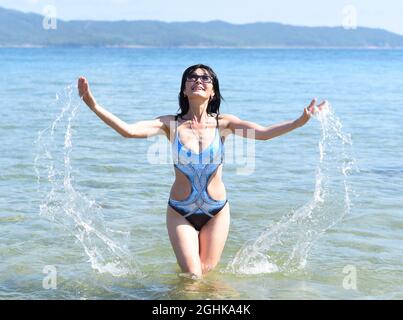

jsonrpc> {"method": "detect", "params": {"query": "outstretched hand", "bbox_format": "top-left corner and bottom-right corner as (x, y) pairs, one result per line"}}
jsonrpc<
(77, 76), (89, 98)
(77, 76), (97, 108)
(296, 99), (328, 127)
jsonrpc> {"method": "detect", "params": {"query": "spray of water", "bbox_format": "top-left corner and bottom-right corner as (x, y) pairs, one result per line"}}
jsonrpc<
(34, 84), (141, 277)
(225, 103), (357, 275)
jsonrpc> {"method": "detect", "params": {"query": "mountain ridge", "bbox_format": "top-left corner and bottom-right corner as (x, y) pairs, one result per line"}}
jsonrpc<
(1, 6), (403, 48)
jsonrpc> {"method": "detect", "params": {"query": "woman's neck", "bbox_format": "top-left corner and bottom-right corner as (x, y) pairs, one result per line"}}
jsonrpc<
(186, 100), (210, 123)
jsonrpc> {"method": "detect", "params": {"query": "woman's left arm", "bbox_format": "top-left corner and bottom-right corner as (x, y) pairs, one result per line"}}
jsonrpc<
(226, 99), (324, 140)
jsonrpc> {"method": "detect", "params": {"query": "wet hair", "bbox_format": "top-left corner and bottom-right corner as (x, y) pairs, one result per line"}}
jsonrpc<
(176, 64), (224, 120)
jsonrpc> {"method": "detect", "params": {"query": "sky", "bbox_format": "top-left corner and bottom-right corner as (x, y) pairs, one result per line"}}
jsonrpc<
(1, 0), (403, 35)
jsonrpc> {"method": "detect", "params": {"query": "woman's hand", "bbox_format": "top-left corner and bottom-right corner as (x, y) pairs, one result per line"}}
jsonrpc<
(296, 99), (328, 127)
(78, 76), (89, 97)
(77, 76), (96, 108)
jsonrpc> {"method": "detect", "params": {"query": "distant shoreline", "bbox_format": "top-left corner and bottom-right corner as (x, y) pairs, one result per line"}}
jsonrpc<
(1, 45), (403, 49)
(3, 6), (403, 49)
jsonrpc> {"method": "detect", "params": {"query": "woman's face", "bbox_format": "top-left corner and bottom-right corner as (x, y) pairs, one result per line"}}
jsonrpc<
(183, 68), (215, 101)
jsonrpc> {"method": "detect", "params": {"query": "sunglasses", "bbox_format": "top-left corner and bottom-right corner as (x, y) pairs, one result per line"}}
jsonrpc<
(186, 74), (213, 84)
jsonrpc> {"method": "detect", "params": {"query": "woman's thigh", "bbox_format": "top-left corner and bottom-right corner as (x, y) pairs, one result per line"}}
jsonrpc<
(199, 202), (230, 273)
(166, 205), (202, 276)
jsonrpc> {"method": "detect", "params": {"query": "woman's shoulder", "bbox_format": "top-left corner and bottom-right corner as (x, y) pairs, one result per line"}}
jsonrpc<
(155, 114), (177, 123)
(155, 114), (180, 133)
(217, 113), (239, 126)
(157, 114), (177, 119)
(213, 114), (239, 133)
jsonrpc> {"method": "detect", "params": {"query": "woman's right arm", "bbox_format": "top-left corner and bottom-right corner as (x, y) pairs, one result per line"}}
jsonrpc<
(77, 77), (170, 138)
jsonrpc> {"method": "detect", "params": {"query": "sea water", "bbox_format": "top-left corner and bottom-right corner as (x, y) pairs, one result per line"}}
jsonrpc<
(1, 48), (402, 299)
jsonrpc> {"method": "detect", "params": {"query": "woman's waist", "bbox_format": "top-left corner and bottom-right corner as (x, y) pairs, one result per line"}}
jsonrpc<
(169, 179), (226, 201)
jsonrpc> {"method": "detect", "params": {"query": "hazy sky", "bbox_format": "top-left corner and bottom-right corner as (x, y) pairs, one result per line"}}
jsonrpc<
(2, 0), (403, 35)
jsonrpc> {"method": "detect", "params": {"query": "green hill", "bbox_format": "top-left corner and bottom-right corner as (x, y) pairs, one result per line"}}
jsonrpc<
(1, 6), (403, 47)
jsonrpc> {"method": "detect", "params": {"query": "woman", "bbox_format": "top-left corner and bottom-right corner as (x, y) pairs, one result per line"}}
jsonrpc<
(77, 64), (326, 278)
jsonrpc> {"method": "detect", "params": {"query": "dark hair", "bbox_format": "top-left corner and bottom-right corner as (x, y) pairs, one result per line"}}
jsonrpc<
(176, 64), (224, 120)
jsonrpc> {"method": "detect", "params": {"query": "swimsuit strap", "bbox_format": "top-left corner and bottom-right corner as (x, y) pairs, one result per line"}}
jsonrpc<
(215, 114), (222, 144)
(175, 114), (180, 140)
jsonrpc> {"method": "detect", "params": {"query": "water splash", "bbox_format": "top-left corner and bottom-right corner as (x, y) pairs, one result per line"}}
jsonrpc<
(34, 84), (141, 277)
(225, 103), (357, 275)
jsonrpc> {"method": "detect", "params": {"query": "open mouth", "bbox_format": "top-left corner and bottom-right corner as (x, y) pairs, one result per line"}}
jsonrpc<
(192, 85), (205, 91)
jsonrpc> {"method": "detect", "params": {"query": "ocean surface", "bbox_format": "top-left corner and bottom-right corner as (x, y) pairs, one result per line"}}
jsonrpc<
(0, 48), (402, 299)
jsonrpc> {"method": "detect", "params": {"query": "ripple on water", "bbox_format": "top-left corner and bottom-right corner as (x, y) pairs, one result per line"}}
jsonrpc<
(0, 215), (26, 223)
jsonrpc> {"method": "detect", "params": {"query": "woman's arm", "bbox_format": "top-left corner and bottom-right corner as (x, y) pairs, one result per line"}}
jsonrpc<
(225, 99), (324, 140)
(77, 77), (169, 138)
